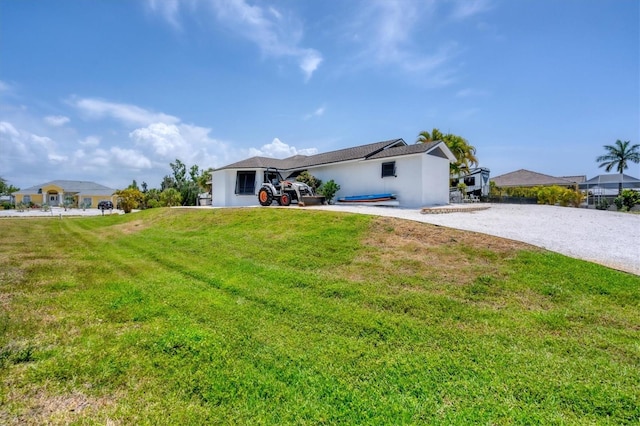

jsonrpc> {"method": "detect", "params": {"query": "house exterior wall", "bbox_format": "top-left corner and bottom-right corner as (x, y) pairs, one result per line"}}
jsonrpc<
(213, 168), (263, 207)
(213, 152), (451, 208)
(421, 153), (450, 206)
(308, 156), (419, 207)
(15, 193), (44, 205)
(15, 183), (115, 208)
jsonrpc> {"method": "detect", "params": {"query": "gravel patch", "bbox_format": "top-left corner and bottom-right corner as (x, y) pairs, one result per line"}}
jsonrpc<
(307, 203), (640, 275)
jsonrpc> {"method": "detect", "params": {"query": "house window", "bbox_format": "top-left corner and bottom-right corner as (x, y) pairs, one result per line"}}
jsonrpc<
(464, 176), (476, 186)
(381, 161), (396, 178)
(23, 195), (31, 204)
(235, 171), (256, 195)
(83, 197), (92, 207)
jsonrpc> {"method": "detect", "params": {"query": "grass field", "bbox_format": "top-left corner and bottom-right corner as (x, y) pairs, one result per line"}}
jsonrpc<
(0, 208), (638, 424)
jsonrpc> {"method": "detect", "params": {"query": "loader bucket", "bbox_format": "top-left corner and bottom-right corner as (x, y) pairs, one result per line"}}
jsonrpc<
(299, 196), (326, 206)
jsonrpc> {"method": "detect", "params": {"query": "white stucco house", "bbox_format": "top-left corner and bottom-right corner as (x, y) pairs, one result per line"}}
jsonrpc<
(212, 138), (456, 208)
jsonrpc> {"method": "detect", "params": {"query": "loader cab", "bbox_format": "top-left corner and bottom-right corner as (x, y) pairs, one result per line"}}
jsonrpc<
(264, 168), (284, 189)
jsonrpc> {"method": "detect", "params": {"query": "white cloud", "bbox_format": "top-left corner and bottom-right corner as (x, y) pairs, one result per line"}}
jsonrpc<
(146, 0), (182, 29)
(44, 115), (70, 127)
(48, 153), (68, 163)
(0, 121), (20, 138)
(299, 49), (323, 81)
(349, 0), (458, 85)
(304, 106), (325, 120)
(147, 0), (322, 80)
(0, 80), (12, 92)
(248, 138), (317, 158)
(130, 122), (186, 157)
(30, 134), (54, 148)
(79, 136), (101, 147)
(456, 88), (490, 98)
(0, 121), (66, 171)
(70, 97), (180, 126)
(450, 0), (491, 21)
(346, 0), (490, 87)
(130, 122), (230, 169)
(110, 147), (153, 169)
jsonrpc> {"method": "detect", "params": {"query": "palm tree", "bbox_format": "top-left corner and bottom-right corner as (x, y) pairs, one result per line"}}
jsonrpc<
(416, 128), (478, 175)
(416, 128), (445, 144)
(596, 140), (640, 194)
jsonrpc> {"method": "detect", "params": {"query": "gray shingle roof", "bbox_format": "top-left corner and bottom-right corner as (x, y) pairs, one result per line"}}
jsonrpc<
(367, 142), (441, 160)
(15, 180), (116, 196)
(217, 139), (445, 172)
(490, 169), (577, 187)
(582, 173), (640, 185)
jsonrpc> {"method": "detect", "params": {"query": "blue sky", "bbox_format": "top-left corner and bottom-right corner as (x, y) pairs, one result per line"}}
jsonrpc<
(1, 0), (638, 190)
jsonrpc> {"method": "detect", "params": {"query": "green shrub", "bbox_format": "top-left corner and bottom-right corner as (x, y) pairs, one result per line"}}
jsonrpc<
(295, 171), (322, 191)
(318, 180), (341, 203)
(614, 189), (640, 211)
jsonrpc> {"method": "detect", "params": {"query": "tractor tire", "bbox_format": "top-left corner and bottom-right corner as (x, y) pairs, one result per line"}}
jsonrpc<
(258, 187), (273, 206)
(280, 193), (291, 206)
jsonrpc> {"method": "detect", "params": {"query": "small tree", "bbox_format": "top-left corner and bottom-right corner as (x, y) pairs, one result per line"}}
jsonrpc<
(318, 180), (341, 203)
(115, 188), (144, 213)
(614, 189), (640, 212)
(144, 188), (161, 209)
(295, 171), (322, 191)
(160, 188), (182, 207)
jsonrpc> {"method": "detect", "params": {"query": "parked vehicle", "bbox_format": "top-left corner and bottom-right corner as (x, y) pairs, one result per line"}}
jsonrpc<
(258, 168), (320, 206)
(97, 200), (113, 210)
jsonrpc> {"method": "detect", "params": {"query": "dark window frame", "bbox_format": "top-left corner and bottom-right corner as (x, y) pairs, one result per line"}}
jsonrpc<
(235, 171), (256, 195)
(464, 176), (476, 186)
(381, 161), (396, 178)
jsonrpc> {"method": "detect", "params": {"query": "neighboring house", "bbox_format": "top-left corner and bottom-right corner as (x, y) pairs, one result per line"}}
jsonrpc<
(212, 138), (456, 208)
(451, 167), (491, 197)
(14, 180), (116, 208)
(579, 173), (640, 196)
(491, 169), (584, 188)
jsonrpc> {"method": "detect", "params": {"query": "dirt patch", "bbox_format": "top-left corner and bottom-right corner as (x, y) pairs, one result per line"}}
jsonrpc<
(0, 267), (26, 286)
(344, 217), (538, 286)
(366, 216), (533, 253)
(102, 219), (148, 237)
(1, 390), (116, 425)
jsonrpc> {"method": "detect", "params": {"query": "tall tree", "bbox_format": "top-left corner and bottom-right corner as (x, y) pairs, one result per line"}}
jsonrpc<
(416, 128), (445, 144)
(166, 159), (202, 206)
(416, 128), (478, 175)
(596, 140), (640, 194)
(0, 177), (19, 196)
(197, 168), (214, 194)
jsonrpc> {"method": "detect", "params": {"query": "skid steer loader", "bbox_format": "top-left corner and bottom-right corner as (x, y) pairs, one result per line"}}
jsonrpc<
(258, 168), (323, 206)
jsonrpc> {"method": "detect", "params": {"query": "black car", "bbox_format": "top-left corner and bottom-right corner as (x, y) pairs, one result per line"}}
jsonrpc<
(97, 200), (113, 210)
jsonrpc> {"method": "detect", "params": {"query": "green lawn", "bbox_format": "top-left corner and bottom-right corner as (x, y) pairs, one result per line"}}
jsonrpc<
(0, 208), (638, 424)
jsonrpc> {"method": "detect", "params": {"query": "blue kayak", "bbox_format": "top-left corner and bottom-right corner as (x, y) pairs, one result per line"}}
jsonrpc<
(338, 193), (396, 202)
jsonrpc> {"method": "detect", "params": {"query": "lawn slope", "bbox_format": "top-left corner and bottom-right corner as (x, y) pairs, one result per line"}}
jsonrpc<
(0, 208), (638, 424)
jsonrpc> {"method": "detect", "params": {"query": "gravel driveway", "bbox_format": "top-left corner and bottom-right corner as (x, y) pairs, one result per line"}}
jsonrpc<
(307, 203), (640, 275)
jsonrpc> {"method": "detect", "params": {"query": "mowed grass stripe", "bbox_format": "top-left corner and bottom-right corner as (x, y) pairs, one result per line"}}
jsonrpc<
(0, 208), (638, 424)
